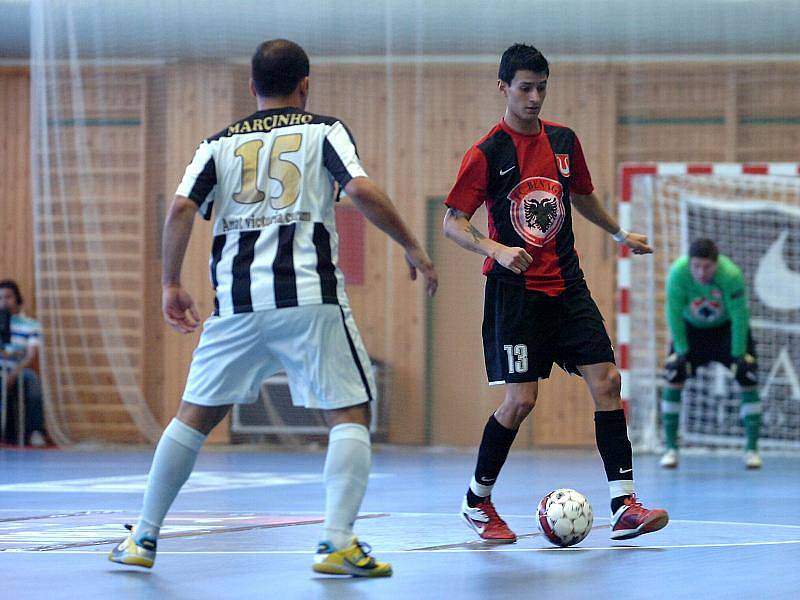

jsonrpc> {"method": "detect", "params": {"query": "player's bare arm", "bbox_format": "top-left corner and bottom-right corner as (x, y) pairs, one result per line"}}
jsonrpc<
(345, 176), (438, 296)
(571, 192), (653, 255)
(443, 207), (532, 275)
(161, 195), (201, 334)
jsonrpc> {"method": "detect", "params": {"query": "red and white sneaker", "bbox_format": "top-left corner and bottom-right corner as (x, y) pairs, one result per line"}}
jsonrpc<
(460, 496), (517, 544)
(610, 495), (669, 540)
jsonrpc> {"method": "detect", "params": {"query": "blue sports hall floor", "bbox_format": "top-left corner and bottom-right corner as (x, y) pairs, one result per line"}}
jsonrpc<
(1, 444), (798, 599)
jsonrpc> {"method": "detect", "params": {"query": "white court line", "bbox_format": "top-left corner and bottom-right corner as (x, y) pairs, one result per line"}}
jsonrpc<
(5, 539), (800, 554)
(0, 508), (800, 529)
(3, 510), (800, 530)
(383, 513), (800, 529)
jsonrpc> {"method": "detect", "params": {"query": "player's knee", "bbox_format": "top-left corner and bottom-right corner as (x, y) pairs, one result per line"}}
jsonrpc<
(607, 368), (622, 395)
(510, 395), (537, 415)
(176, 401), (230, 435)
(591, 366), (621, 399)
(323, 402), (371, 428)
(499, 387), (537, 425)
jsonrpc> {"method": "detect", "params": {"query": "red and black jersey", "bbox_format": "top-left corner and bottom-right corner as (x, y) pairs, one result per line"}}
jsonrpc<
(445, 118), (594, 296)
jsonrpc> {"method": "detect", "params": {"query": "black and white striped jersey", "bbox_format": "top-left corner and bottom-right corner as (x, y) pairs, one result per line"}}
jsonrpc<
(175, 107), (367, 316)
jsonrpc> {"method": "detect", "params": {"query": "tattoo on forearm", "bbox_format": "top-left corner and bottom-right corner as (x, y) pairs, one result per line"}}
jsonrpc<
(466, 223), (485, 244)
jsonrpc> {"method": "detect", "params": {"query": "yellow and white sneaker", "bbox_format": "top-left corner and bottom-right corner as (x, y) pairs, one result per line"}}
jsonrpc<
(108, 524), (157, 568)
(312, 538), (392, 577)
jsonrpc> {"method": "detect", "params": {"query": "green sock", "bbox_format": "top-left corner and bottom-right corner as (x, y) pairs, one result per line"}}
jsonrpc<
(741, 389), (761, 451)
(661, 387), (682, 450)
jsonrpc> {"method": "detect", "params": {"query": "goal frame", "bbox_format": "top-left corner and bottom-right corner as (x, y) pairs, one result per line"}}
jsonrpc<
(616, 162), (800, 415)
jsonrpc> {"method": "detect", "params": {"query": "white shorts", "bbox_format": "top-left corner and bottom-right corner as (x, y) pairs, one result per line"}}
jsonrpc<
(182, 304), (376, 410)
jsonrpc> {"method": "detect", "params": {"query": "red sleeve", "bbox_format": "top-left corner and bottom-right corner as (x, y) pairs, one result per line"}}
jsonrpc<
(570, 135), (594, 196)
(444, 146), (489, 217)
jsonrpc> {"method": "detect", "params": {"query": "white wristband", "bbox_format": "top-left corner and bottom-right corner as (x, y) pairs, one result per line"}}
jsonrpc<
(612, 228), (629, 243)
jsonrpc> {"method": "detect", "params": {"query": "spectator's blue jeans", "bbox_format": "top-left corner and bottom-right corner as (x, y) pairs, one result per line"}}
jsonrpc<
(2, 368), (44, 442)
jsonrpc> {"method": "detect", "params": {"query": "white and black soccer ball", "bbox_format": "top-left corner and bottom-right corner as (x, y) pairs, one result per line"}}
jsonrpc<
(537, 488), (593, 547)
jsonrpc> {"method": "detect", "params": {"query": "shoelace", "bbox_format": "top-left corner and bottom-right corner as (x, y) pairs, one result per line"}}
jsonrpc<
(121, 523), (156, 549)
(624, 495), (643, 509)
(354, 541), (377, 566)
(478, 501), (509, 526)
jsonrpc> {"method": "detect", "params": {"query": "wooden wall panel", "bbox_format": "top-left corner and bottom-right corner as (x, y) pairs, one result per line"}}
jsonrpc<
(142, 74), (167, 424)
(307, 65), (435, 444)
(736, 65), (800, 162)
(429, 202), (507, 447)
(19, 69), (154, 443)
(158, 60), (800, 448)
(159, 64), (237, 443)
(7, 61), (800, 446)
(0, 70), (33, 313)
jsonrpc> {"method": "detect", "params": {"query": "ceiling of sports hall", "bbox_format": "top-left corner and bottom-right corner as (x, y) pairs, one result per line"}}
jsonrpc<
(1, 0), (799, 61)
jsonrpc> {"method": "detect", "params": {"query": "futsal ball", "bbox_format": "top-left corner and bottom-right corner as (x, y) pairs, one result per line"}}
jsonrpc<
(537, 488), (593, 547)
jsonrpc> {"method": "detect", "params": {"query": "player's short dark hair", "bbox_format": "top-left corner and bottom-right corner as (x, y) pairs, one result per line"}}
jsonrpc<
(0, 279), (23, 305)
(251, 39), (310, 98)
(499, 43), (549, 84)
(689, 238), (719, 261)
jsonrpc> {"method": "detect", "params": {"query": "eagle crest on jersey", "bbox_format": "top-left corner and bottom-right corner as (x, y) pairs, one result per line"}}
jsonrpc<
(524, 198), (558, 232)
(507, 176), (565, 247)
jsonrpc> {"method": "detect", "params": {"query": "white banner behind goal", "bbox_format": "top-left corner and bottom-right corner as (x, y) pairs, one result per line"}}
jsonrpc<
(618, 164), (800, 452)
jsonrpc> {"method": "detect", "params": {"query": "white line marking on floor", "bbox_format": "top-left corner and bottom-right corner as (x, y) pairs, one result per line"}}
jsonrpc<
(6, 539), (800, 555)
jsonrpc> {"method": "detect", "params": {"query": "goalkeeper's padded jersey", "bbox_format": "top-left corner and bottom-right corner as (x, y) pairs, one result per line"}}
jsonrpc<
(444, 119), (594, 296)
(175, 108), (367, 316)
(665, 254), (750, 357)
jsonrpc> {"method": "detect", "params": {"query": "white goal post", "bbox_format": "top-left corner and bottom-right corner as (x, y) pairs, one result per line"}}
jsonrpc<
(617, 163), (800, 452)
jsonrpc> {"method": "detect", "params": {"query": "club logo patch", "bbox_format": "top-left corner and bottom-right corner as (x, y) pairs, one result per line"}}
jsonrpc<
(690, 297), (722, 322)
(507, 177), (565, 247)
(555, 154), (570, 177)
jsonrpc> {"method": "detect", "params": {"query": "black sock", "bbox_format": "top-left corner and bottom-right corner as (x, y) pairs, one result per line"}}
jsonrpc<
(466, 488), (485, 507)
(466, 414), (519, 507)
(595, 409), (634, 512)
(610, 495), (630, 514)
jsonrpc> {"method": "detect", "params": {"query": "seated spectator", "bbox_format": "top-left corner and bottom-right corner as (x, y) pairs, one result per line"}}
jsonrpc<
(0, 279), (47, 446)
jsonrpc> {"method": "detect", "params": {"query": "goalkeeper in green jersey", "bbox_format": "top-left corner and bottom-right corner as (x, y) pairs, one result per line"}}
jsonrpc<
(661, 238), (762, 469)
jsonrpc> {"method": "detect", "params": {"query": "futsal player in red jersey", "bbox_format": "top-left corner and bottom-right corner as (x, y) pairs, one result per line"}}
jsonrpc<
(443, 44), (668, 543)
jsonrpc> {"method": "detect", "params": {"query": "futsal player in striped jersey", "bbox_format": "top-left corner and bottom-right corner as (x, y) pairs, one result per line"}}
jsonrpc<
(444, 44), (668, 543)
(110, 39), (437, 576)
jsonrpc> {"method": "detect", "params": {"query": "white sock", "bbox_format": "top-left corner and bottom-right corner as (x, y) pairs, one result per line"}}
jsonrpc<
(323, 423), (371, 550)
(610, 479), (636, 513)
(470, 476), (494, 499)
(134, 418), (206, 543)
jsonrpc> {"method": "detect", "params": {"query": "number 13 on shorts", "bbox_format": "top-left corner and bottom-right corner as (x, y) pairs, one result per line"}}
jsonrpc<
(503, 344), (528, 374)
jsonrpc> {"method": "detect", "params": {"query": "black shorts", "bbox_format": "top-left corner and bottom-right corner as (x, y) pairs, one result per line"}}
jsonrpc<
(670, 321), (756, 370)
(482, 277), (615, 384)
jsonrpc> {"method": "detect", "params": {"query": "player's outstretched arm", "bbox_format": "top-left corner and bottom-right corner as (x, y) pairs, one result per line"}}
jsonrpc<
(571, 192), (653, 255)
(162, 195), (201, 334)
(442, 207), (532, 275)
(344, 177), (438, 296)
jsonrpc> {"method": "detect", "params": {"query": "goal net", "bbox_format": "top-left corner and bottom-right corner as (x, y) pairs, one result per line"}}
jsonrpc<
(619, 164), (800, 452)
